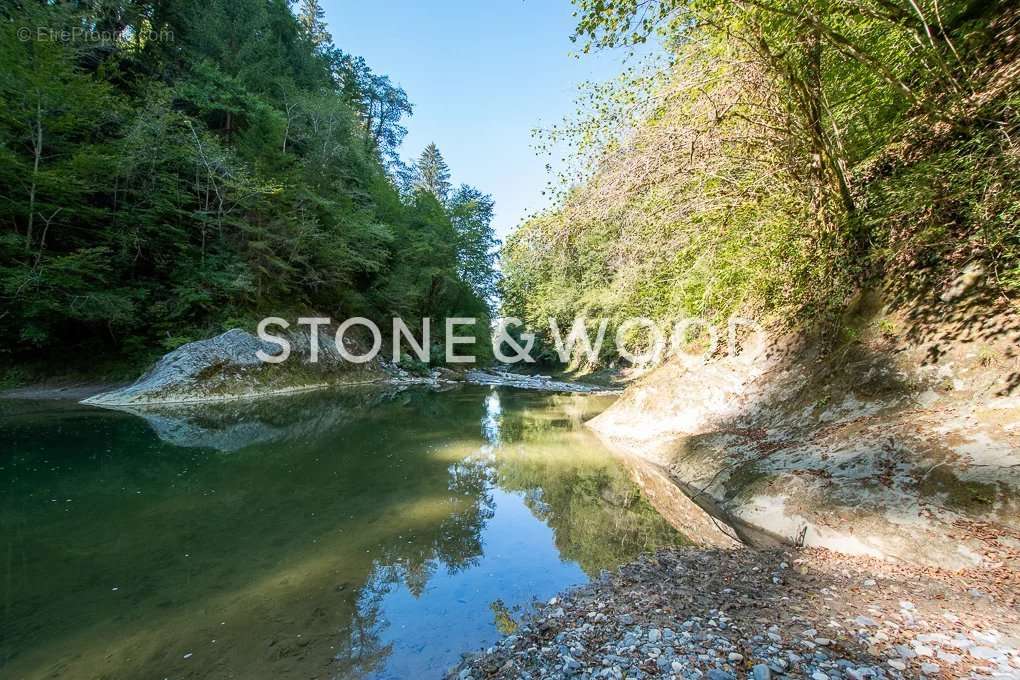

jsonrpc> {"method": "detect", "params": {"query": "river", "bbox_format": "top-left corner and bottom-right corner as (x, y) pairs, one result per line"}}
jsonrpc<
(0, 384), (686, 679)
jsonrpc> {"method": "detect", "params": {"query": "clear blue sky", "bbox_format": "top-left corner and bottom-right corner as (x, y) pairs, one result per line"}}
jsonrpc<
(323, 0), (634, 241)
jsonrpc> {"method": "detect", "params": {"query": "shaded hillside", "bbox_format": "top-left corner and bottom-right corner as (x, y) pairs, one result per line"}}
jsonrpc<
(0, 1), (497, 376)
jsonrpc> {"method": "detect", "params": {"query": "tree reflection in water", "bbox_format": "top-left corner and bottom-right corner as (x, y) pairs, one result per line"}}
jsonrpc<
(0, 385), (683, 680)
(331, 388), (685, 678)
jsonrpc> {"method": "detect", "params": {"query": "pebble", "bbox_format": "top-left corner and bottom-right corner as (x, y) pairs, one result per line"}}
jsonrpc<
(446, 549), (1018, 680)
(937, 650), (961, 663)
(971, 646), (1006, 661)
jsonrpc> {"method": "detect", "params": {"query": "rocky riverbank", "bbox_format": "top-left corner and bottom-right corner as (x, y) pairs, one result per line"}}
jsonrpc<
(70, 329), (609, 407)
(588, 286), (1020, 570)
(465, 369), (617, 394)
(459, 278), (1020, 679)
(449, 546), (1020, 680)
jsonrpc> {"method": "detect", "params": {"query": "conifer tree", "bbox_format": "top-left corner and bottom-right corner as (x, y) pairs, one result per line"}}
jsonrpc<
(298, 0), (330, 48)
(413, 143), (452, 203)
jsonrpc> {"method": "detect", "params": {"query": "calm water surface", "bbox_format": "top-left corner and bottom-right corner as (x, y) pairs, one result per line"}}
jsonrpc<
(0, 385), (685, 679)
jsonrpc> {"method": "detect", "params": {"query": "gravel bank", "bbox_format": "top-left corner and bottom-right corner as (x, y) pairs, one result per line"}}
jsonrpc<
(449, 547), (1019, 680)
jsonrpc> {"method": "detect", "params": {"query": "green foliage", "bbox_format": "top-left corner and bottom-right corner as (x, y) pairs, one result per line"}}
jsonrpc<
(408, 142), (453, 202)
(0, 1), (497, 370)
(449, 185), (501, 304)
(859, 117), (1020, 300)
(504, 0), (1016, 365)
(396, 353), (431, 376)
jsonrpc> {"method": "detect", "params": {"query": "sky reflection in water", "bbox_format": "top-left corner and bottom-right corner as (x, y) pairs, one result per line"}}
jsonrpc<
(0, 385), (686, 679)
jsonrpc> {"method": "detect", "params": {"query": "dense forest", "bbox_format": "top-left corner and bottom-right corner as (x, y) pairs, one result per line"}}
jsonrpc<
(3, 0), (1016, 376)
(0, 0), (498, 374)
(503, 0), (1018, 366)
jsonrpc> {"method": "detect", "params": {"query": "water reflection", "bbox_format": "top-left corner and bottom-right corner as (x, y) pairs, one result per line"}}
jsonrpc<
(98, 386), (408, 452)
(0, 386), (685, 680)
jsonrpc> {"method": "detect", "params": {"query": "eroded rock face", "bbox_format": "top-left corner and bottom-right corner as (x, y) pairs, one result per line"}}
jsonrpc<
(590, 292), (1020, 569)
(84, 330), (277, 406)
(83, 328), (382, 406)
(81, 331), (613, 408)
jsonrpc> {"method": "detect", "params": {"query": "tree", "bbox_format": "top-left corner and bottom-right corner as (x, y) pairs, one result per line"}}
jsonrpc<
(500, 0), (1016, 368)
(331, 53), (413, 165)
(0, 11), (128, 346)
(297, 0), (330, 49)
(0, 0), (496, 368)
(568, 0), (992, 234)
(448, 185), (499, 305)
(412, 143), (452, 203)
(362, 73), (412, 163)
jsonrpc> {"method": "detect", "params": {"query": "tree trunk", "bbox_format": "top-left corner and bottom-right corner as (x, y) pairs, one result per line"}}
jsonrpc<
(26, 99), (43, 252)
(806, 26), (827, 230)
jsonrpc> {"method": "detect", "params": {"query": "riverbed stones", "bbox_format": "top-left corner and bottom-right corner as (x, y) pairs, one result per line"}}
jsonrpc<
(446, 547), (1020, 680)
(465, 369), (614, 394)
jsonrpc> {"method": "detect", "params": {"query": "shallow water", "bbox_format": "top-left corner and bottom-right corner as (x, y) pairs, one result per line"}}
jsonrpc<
(0, 385), (686, 679)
